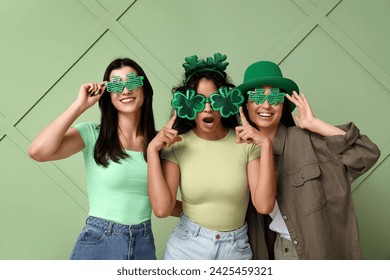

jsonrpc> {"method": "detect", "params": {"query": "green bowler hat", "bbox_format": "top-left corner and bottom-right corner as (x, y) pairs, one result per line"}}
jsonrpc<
(237, 61), (299, 111)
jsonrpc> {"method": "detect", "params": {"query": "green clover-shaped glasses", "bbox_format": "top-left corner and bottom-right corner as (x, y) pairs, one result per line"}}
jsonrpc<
(171, 87), (244, 120)
(105, 72), (144, 94)
(247, 87), (286, 105)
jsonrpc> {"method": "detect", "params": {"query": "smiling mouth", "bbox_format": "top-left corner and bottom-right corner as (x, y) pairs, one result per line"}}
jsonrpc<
(120, 97), (135, 103)
(258, 112), (272, 117)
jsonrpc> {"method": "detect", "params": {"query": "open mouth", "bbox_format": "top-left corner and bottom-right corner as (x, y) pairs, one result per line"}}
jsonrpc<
(203, 117), (214, 124)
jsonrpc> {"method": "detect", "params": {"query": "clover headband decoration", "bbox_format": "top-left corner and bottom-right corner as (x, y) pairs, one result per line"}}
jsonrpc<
(105, 72), (144, 94)
(247, 87), (286, 105)
(183, 53), (229, 85)
(171, 87), (244, 120)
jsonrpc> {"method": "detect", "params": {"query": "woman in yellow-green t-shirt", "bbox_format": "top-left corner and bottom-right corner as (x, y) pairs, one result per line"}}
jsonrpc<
(147, 53), (277, 260)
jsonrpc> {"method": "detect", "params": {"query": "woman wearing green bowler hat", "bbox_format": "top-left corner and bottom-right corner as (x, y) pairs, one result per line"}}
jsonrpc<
(236, 61), (380, 259)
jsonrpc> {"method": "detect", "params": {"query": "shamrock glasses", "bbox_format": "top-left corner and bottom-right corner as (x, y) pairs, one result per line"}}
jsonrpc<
(171, 87), (244, 120)
(105, 72), (144, 94)
(247, 87), (286, 105)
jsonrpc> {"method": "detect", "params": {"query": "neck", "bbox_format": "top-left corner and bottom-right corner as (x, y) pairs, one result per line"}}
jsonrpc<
(117, 113), (143, 151)
(118, 112), (141, 135)
(193, 126), (229, 141)
(258, 126), (278, 142)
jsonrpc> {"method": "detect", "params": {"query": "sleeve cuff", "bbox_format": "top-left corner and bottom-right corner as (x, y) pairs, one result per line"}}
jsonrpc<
(324, 122), (360, 153)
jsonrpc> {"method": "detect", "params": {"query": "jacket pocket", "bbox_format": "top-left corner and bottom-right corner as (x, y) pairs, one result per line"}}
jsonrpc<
(289, 163), (326, 215)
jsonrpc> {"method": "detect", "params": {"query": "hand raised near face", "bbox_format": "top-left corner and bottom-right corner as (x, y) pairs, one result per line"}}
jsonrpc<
(285, 91), (316, 130)
(75, 82), (106, 111)
(149, 110), (182, 152)
(235, 107), (271, 147)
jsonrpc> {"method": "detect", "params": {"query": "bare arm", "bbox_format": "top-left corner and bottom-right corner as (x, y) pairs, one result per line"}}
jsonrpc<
(286, 91), (346, 137)
(236, 107), (276, 214)
(170, 200), (183, 217)
(28, 82), (105, 162)
(147, 112), (182, 217)
(247, 141), (276, 214)
(287, 92), (380, 181)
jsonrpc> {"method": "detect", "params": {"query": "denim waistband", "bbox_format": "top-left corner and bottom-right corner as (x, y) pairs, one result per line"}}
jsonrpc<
(180, 214), (247, 244)
(86, 216), (151, 235)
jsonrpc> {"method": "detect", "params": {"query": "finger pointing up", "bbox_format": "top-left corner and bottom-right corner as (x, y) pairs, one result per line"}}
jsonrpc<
(239, 107), (249, 126)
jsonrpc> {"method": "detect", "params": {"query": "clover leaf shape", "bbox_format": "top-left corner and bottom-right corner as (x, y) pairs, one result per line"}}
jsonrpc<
(248, 88), (266, 104)
(124, 72), (144, 91)
(105, 76), (125, 94)
(267, 88), (286, 105)
(206, 53), (229, 71)
(210, 87), (244, 118)
(248, 87), (285, 105)
(182, 55), (206, 73)
(171, 89), (206, 120)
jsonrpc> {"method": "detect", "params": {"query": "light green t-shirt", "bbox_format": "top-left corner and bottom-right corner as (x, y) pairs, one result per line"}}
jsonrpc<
(161, 129), (260, 231)
(74, 122), (151, 225)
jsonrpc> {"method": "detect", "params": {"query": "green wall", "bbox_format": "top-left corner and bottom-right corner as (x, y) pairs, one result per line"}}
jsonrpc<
(0, 0), (389, 260)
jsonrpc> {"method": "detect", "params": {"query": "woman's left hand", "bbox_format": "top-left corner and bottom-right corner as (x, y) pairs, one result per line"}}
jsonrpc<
(285, 91), (316, 130)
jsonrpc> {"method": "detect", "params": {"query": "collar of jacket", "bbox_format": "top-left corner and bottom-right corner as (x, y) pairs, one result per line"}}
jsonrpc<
(273, 124), (287, 156)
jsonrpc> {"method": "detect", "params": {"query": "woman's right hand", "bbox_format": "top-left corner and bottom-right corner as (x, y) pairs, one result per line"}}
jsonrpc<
(236, 107), (272, 147)
(148, 111), (182, 152)
(74, 82), (106, 111)
(28, 82), (105, 162)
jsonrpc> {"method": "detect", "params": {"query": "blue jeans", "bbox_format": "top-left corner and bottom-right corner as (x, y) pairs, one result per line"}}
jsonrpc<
(70, 216), (156, 260)
(163, 214), (252, 260)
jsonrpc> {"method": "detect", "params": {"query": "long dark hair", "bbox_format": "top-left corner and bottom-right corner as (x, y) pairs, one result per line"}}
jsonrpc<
(279, 99), (296, 127)
(94, 58), (156, 167)
(172, 71), (239, 134)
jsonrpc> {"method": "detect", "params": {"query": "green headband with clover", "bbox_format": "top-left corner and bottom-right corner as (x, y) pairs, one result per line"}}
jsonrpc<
(247, 87), (286, 105)
(183, 53), (229, 86)
(171, 87), (244, 120)
(105, 72), (144, 94)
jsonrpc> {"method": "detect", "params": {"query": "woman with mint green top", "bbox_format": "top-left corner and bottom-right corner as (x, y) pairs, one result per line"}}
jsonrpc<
(147, 53), (276, 259)
(28, 58), (157, 260)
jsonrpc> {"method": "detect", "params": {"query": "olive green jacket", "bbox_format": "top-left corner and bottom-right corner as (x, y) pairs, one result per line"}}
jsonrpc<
(247, 122), (380, 259)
